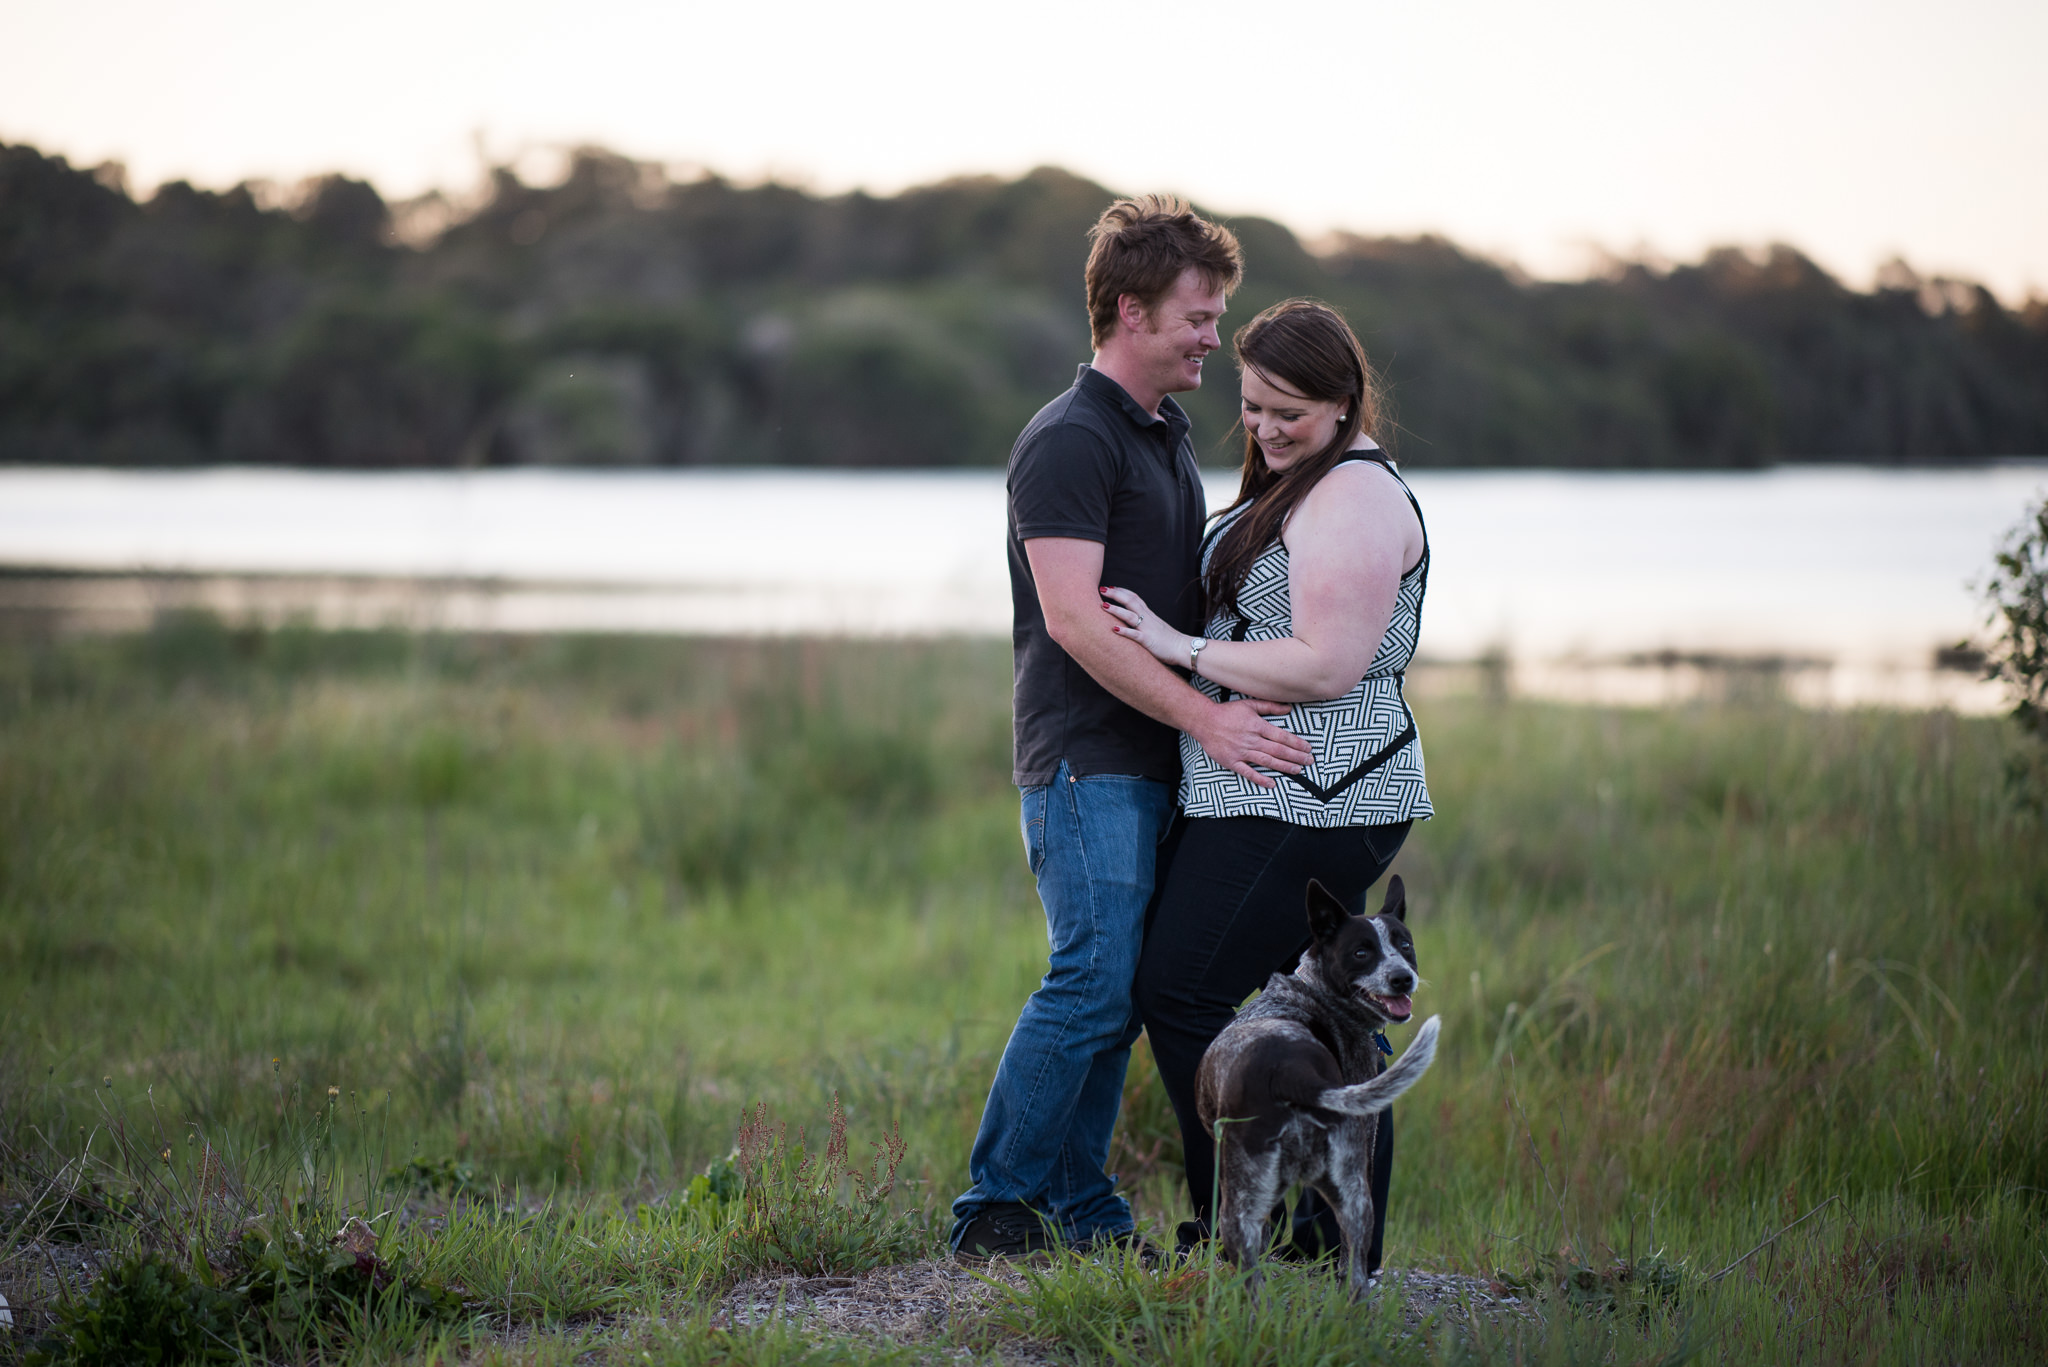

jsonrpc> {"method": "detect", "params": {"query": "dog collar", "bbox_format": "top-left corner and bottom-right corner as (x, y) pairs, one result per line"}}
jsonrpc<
(1373, 1031), (1393, 1056)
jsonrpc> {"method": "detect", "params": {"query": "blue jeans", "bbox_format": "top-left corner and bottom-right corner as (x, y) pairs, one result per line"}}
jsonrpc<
(949, 762), (1174, 1246)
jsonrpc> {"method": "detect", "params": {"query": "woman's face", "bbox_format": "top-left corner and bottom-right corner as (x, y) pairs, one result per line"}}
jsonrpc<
(1241, 365), (1346, 473)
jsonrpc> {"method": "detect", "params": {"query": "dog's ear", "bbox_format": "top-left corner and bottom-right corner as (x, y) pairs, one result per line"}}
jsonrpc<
(1305, 878), (1350, 943)
(1379, 875), (1407, 923)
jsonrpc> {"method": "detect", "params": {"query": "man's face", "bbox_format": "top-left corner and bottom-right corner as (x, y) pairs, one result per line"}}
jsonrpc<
(1128, 268), (1227, 395)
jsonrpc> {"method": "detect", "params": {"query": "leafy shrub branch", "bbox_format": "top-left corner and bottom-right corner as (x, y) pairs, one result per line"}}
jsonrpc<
(1982, 493), (2048, 738)
(1981, 492), (2048, 803)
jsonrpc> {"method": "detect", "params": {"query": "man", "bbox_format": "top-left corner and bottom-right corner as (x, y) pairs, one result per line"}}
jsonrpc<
(951, 194), (1315, 1259)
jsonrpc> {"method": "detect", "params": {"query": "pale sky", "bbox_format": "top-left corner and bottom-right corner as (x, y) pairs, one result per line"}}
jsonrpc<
(4, 0), (2045, 300)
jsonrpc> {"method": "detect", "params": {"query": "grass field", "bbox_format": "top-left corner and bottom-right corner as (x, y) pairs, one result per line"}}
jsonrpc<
(2, 619), (2044, 1364)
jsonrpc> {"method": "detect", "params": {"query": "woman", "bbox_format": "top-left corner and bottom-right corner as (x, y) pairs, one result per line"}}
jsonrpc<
(1101, 298), (1432, 1270)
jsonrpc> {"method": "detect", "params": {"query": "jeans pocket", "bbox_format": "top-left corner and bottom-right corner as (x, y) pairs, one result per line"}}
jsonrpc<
(1020, 786), (1049, 877)
(1361, 819), (1412, 869)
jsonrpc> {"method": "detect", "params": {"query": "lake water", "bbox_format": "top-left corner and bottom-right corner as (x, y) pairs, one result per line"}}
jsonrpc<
(4, 463), (2044, 711)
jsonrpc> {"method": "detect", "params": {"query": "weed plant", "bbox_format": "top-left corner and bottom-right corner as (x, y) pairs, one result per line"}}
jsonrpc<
(2, 621), (2044, 1363)
(720, 1098), (921, 1278)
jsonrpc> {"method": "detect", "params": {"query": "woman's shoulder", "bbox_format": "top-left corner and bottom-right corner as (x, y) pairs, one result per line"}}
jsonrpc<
(1284, 449), (1425, 566)
(1299, 452), (1407, 515)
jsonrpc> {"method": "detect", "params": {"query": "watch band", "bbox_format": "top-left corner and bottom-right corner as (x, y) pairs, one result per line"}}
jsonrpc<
(1188, 636), (1209, 674)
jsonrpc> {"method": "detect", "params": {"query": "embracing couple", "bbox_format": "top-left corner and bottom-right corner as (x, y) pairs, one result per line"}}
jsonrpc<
(951, 195), (1434, 1268)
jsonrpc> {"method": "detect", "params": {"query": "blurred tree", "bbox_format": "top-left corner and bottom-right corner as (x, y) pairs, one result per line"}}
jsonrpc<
(2, 140), (2044, 469)
(234, 299), (526, 467)
(295, 174), (392, 252)
(770, 291), (1003, 466)
(1658, 336), (1778, 465)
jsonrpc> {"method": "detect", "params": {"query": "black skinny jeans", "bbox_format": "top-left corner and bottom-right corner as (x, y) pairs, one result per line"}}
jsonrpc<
(1137, 813), (1411, 1269)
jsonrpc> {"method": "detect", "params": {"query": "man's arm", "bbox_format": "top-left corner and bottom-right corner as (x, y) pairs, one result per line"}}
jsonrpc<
(1101, 462), (1423, 702)
(1025, 537), (1313, 786)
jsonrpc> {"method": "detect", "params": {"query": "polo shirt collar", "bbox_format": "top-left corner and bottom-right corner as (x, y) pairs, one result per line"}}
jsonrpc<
(1075, 365), (1191, 441)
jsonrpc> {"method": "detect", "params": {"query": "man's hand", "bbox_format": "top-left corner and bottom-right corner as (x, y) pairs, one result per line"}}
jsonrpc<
(1185, 697), (1312, 788)
(1024, 537), (1314, 790)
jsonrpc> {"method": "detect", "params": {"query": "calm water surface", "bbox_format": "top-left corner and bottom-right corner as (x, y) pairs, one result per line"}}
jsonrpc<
(4, 463), (2043, 709)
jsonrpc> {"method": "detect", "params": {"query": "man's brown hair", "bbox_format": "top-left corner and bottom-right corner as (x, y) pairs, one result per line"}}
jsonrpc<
(1084, 195), (1244, 350)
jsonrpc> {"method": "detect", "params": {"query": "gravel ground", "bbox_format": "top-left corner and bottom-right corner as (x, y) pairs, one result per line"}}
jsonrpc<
(0, 1240), (107, 1337)
(714, 1257), (1536, 1359)
(715, 1260), (1026, 1360)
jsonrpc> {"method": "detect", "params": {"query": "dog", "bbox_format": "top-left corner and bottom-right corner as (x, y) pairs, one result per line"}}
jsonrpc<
(1195, 874), (1442, 1299)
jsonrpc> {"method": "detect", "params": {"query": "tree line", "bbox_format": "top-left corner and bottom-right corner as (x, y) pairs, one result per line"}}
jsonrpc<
(3, 140), (2044, 468)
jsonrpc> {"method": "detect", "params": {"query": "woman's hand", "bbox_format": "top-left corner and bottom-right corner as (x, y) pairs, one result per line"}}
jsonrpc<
(1100, 586), (1195, 669)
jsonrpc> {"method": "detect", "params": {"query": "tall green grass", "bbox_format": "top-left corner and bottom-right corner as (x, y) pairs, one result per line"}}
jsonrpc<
(2, 619), (2043, 1363)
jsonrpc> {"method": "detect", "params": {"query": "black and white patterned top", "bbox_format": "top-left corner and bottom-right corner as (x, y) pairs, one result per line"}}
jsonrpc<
(1179, 454), (1433, 827)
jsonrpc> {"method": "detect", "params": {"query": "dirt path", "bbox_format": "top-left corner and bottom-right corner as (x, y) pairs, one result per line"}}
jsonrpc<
(714, 1257), (1534, 1359)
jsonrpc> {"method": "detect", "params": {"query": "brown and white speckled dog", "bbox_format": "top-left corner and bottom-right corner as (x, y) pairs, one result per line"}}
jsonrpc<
(1195, 875), (1442, 1298)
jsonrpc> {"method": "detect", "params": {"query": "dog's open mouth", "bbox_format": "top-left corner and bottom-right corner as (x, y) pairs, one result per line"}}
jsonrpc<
(1367, 992), (1413, 1022)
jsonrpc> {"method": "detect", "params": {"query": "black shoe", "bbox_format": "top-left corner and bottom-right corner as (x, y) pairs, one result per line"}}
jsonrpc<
(953, 1201), (1056, 1262)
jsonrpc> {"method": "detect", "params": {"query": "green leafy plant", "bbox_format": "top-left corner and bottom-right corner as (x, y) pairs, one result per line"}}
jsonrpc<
(27, 1250), (240, 1365)
(637, 1150), (745, 1233)
(224, 1216), (465, 1346)
(1977, 493), (2048, 805)
(382, 1155), (483, 1199)
(25, 1220), (464, 1365)
(1982, 495), (2048, 735)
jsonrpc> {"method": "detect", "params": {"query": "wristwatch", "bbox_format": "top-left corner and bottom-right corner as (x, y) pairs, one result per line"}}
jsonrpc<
(1187, 636), (1209, 674)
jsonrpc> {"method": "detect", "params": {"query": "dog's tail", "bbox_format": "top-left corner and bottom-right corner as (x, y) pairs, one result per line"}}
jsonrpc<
(1315, 1015), (1442, 1117)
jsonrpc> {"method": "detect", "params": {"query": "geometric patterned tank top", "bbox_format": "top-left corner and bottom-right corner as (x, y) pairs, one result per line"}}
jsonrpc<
(1178, 453), (1434, 828)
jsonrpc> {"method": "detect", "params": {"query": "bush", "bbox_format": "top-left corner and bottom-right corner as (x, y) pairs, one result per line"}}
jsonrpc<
(29, 1251), (239, 1365)
(25, 1218), (462, 1363)
(1981, 492), (2048, 797)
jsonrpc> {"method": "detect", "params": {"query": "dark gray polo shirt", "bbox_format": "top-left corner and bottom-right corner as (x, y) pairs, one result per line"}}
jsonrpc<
(1008, 365), (1207, 787)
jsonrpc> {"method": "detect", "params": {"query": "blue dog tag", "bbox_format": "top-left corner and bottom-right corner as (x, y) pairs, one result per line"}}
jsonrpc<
(1373, 1032), (1393, 1056)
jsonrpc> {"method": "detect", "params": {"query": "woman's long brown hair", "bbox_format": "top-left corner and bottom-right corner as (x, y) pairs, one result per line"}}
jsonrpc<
(1202, 298), (1391, 621)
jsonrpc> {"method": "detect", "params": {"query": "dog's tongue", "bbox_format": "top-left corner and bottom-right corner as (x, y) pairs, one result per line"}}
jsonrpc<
(1377, 994), (1414, 1020)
